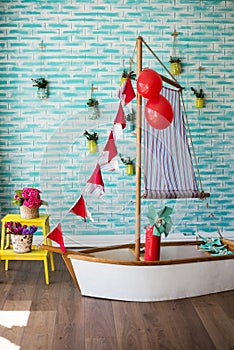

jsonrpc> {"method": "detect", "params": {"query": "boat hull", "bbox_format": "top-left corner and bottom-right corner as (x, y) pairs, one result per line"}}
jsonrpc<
(68, 240), (234, 302)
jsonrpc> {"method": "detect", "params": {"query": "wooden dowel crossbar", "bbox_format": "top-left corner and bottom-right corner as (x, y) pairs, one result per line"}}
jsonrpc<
(135, 36), (143, 261)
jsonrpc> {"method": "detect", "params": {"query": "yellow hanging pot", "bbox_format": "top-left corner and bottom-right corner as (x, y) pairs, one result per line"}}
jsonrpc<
(126, 164), (134, 175)
(88, 140), (97, 153)
(196, 98), (204, 108)
(170, 62), (181, 76)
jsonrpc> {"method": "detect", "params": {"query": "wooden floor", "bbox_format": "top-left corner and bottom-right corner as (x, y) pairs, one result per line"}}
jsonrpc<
(0, 254), (234, 350)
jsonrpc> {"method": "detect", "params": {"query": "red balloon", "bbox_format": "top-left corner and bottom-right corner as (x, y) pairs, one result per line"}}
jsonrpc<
(137, 68), (162, 99)
(145, 95), (174, 130)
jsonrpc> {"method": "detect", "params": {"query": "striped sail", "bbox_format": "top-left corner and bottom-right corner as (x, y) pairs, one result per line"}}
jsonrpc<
(144, 86), (200, 199)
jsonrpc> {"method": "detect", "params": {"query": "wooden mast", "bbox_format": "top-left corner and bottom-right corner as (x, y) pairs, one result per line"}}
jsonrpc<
(135, 36), (143, 260)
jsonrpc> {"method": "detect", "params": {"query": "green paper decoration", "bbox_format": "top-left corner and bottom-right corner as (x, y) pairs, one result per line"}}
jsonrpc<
(198, 235), (233, 256)
(147, 205), (173, 237)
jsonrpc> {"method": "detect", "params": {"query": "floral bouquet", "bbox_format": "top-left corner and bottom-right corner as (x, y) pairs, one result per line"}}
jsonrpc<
(12, 187), (48, 208)
(5, 221), (38, 235)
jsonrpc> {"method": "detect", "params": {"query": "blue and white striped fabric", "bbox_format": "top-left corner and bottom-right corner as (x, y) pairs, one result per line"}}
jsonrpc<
(144, 86), (200, 199)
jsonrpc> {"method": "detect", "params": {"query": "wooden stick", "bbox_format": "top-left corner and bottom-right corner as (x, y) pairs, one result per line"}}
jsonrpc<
(135, 36), (143, 261)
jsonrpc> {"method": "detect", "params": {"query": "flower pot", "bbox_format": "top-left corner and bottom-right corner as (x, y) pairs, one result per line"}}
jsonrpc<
(126, 164), (134, 175)
(88, 140), (97, 154)
(196, 98), (204, 108)
(88, 106), (100, 120)
(37, 87), (48, 100)
(11, 234), (33, 253)
(20, 206), (39, 219)
(170, 62), (181, 76)
(144, 225), (161, 261)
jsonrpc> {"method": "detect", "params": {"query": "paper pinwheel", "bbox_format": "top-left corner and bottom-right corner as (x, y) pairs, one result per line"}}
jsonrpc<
(147, 205), (173, 237)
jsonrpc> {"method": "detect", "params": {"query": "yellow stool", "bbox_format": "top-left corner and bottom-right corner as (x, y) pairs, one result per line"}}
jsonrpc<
(0, 214), (55, 284)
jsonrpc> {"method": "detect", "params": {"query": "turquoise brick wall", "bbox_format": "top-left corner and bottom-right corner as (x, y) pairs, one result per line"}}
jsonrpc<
(1, 0), (234, 245)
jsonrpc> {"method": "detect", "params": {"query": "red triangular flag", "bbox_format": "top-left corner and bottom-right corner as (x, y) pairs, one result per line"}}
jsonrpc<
(114, 102), (126, 129)
(85, 164), (105, 197)
(103, 131), (117, 162)
(69, 195), (93, 222)
(98, 131), (119, 172)
(47, 223), (66, 253)
(122, 76), (136, 105)
(87, 164), (104, 187)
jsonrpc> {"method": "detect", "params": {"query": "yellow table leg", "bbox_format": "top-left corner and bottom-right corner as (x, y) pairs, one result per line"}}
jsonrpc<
(44, 219), (55, 271)
(43, 256), (49, 285)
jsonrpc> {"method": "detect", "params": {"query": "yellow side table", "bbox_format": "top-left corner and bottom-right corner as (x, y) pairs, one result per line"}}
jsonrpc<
(0, 214), (55, 284)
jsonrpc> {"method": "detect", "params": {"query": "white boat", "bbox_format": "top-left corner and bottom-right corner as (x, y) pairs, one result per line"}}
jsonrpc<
(42, 36), (234, 302)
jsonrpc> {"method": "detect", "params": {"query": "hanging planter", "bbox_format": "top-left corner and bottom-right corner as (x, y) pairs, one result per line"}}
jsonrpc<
(196, 98), (204, 108)
(87, 84), (100, 120)
(125, 109), (136, 133)
(169, 30), (181, 76)
(119, 154), (135, 175)
(87, 105), (100, 120)
(88, 140), (97, 153)
(169, 56), (182, 76)
(191, 87), (205, 108)
(31, 78), (49, 100)
(120, 68), (136, 87)
(126, 163), (134, 175)
(83, 130), (98, 154)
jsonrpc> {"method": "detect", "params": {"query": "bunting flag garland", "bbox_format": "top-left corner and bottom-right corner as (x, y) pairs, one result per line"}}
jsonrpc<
(84, 163), (105, 198)
(47, 223), (66, 253)
(113, 102), (126, 139)
(98, 130), (119, 171)
(69, 194), (93, 222)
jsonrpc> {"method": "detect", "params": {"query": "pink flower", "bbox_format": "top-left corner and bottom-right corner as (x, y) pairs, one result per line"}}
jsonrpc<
(12, 187), (48, 208)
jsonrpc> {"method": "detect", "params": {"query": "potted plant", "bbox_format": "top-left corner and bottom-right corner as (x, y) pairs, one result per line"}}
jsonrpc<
(191, 87), (205, 108)
(87, 98), (99, 107)
(169, 56), (182, 76)
(83, 130), (99, 153)
(120, 68), (136, 86)
(5, 221), (38, 253)
(144, 206), (173, 261)
(31, 78), (49, 100)
(125, 109), (136, 132)
(119, 154), (135, 175)
(12, 187), (48, 219)
(87, 84), (100, 120)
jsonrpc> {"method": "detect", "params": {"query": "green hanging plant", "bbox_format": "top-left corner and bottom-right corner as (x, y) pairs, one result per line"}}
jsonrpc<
(169, 56), (182, 64)
(191, 87), (205, 98)
(121, 68), (136, 80)
(87, 98), (99, 107)
(83, 130), (99, 142)
(119, 154), (135, 165)
(31, 78), (48, 89)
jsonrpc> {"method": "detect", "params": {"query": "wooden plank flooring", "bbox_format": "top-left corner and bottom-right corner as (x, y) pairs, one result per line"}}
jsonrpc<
(0, 254), (234, 350)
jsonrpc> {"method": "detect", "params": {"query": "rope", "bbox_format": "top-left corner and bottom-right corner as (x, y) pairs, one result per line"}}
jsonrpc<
(179, 91), (205, 194)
